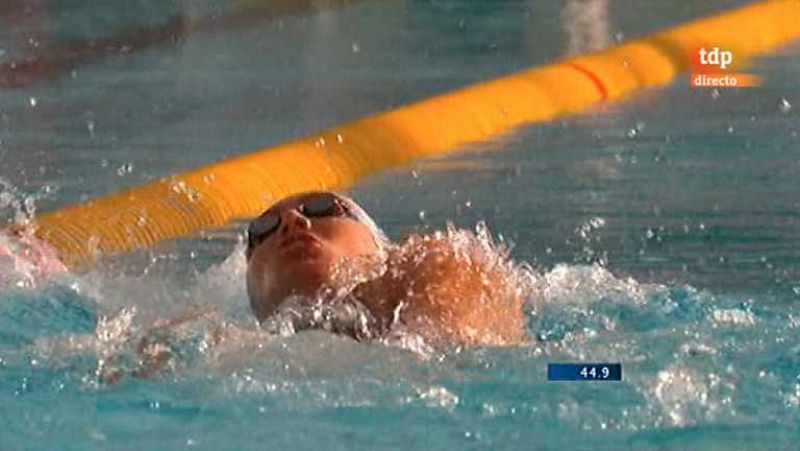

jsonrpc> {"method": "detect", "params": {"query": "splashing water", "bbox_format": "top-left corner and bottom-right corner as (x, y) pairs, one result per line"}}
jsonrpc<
(1, 221), (798, 448)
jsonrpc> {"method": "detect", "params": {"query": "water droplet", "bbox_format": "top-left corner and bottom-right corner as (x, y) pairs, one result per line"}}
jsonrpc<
(627, 128), (638, 138)
(116, 163), (133, 176)
(336, 133), (344, 144)
(589, 217), (606, 228)
(645, 228), (655, 239)
(29, 97), (37, 107)
(418, 210), (426, 220)
(351, 42), (360, 53)
(202, 173), (215, 184)
(171, 181), (187, 194)
(87, 120), (95, 135)
(614, 32), (625, 43)
(710, 89), (720, 99)
(314, 137), (326, 148)
(779, 97), (792, 113)
(726, 125), (735, 134)
(100, 159), (108, 168)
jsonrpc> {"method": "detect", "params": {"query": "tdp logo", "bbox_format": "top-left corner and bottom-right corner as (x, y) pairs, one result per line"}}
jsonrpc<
(699, 47), (733, 70)
(690, 45), (757, 88)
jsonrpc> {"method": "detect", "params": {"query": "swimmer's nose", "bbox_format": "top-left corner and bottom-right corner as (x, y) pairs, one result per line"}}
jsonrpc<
(279, 209), (312, 235)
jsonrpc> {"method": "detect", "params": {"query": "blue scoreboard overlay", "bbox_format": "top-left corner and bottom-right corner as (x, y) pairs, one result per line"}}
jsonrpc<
(547, 363), (622, 381)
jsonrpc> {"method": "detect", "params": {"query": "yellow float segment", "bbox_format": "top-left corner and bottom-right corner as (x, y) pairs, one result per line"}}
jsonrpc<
(19, 0), (800, 267)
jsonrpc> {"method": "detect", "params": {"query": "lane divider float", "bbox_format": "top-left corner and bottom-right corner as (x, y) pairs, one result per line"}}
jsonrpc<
(12, 0), (800, 267)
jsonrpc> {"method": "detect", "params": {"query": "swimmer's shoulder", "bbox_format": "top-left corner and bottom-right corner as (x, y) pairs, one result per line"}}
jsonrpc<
(356, 231), (528, 346)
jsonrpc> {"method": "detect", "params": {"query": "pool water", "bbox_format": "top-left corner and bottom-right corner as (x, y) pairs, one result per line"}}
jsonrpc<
(1, 0), (799, 449)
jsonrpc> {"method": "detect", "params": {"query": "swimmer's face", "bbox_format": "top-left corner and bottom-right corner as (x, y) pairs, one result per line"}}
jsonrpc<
(246, 192), (381, 320)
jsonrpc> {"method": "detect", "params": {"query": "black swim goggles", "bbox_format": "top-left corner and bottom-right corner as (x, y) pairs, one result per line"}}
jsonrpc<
(246, 192), (359, 258)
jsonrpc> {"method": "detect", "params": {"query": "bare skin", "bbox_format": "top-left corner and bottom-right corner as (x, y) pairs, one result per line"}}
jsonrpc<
(354, 234), (527, 346)
(0, 230), (67, 286)
(246, 193), (382, 320)
(247, 192), (527, 347)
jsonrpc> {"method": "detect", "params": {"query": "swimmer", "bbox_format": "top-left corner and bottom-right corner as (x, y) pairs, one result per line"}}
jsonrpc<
(4, 191), (531, 381)
(245, 191), (528, 346)
(3, 191), (528, 345)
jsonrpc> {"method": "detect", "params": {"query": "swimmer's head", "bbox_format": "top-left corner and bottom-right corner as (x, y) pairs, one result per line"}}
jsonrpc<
(245, 191), (388, 321)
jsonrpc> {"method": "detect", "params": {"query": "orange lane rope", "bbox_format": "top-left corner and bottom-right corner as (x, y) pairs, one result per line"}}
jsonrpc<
(14, 0), (800, 267)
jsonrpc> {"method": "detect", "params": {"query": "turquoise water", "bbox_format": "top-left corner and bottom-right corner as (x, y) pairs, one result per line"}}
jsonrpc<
(2, 0), (799, 449)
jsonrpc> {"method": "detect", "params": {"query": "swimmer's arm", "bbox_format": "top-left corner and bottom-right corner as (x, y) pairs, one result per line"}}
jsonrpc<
(356, 235), (527, 346)
(0, 231), (67, 285)
(102, 308), (222, 383)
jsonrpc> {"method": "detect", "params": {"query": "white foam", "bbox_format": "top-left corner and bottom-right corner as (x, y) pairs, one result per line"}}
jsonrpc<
(642, 364), (735, 427)
(538, 263), (660, 306)
(711, 308), (756, 326)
